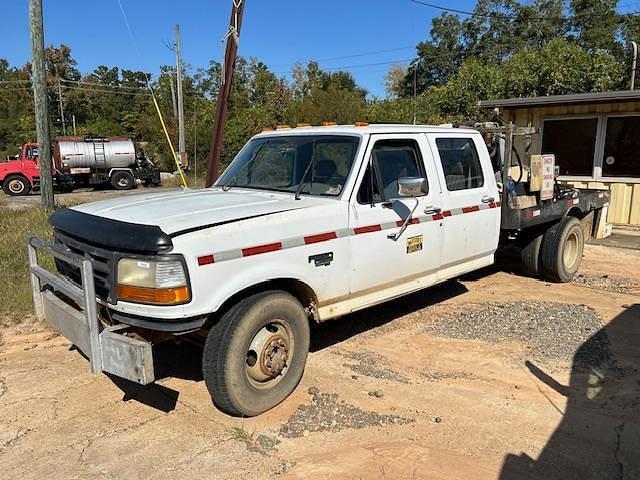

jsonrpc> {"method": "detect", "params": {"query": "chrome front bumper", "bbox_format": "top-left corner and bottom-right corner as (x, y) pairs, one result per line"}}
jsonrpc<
(27, 236), (154, 385)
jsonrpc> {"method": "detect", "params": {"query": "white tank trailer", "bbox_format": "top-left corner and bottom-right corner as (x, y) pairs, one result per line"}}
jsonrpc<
(52, 136), (160, 191)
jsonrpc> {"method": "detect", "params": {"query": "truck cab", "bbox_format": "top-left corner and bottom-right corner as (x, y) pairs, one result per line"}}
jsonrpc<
(29, 124), (505, 416)
(0, 143), (40, 195)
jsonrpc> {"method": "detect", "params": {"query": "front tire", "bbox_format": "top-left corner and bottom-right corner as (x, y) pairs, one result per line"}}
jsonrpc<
(202, 291), (310, 416)
(3, 175), (31, 196)
(541, 217), (584, 283)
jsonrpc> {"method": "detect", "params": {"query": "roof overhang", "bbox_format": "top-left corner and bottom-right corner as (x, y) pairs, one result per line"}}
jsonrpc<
(479, 90), (640, 109)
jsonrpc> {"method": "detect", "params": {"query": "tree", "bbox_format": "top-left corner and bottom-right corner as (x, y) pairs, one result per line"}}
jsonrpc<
(384, 64), (408, 98)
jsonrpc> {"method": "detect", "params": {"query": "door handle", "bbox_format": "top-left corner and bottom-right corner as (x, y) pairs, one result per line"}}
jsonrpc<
(481, 196), (495, 204)
(424, 206), (442, 215)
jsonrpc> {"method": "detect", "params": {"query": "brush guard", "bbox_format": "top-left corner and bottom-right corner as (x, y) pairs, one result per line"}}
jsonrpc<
(27, 236), (154, 385)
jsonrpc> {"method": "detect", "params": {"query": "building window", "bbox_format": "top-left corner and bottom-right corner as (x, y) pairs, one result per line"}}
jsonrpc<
(542, 118), (597, 176)
(603, 116), (640, 178)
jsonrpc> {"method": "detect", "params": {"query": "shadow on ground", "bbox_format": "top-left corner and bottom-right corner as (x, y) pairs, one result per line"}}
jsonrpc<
(101, 279), (469, 412)
(500, 304), (640, 479)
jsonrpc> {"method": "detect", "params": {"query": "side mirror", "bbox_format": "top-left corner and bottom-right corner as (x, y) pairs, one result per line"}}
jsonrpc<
(398, 177), (428, 197)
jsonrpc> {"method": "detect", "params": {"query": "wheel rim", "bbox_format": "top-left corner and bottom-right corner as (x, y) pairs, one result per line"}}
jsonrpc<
(117, 177), (129, 188)
(8, 179), (25, 194)
(245, 320), (293, 389)
(563, 231), (580, 270)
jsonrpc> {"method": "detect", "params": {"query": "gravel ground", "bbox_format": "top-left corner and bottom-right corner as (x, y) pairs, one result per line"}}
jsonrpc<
(573, 273), (640, 296)
(278, 392), (413, 438)
(339, 351), (411, 384)
(423, 301), (610, 367)
(422, 371), (479, 382)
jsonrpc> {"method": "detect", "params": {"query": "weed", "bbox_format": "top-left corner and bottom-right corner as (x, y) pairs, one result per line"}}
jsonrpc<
(0, 204), (53, 324)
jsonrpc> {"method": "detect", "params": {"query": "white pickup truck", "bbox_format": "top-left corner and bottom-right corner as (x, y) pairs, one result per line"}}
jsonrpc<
(28, 124), (609, 416)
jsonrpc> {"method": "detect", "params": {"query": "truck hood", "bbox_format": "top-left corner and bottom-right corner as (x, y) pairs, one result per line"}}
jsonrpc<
(71, 188), (325, 235)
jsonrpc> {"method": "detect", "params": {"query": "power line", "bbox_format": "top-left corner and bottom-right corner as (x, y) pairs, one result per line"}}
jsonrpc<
(408, 0), (639, 22)
(61, 84), (152, 96)
(269, 46), (415, 69)
(274, 58), (413, 75)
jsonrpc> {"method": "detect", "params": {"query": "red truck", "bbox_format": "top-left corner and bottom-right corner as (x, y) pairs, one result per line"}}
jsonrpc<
(1, 136), (160, 196)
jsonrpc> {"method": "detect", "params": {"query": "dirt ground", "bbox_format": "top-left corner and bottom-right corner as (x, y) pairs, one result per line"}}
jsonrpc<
(1, 185), (181, 209)
(1, 244), (639, 479)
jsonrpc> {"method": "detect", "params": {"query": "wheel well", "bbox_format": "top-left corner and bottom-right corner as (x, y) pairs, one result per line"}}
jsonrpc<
(4, 173), (30, 184)
(207, 279), (319, 328)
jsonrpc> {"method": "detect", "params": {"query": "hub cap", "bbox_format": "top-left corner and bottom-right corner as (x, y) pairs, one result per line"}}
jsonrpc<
(8, 179), (25, 194)
(117, 177), (129, 187)
(245, 322), (292, 387)
(563, 231), (580, 270)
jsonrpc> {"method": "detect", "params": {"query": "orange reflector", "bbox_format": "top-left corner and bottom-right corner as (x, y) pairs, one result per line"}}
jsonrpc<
(354, 121), (369, 127)
(276, 124), (290, 130)
(321, 121), (337, 126)
(261, 127), (274, 132)
(117, 285), (190, 305)
(296, 123), (311, 128)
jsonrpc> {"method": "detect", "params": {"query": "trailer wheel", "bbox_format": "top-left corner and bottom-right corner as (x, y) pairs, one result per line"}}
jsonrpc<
(520, 230), (544, 276)
(111, 171), (135, 190)
(3, 175), (31, 196)
(202, 290), (310, 416)
(541, 217), (584, 283)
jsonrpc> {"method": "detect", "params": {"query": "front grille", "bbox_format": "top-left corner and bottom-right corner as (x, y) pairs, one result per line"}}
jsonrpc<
(54, 230), (118, 303)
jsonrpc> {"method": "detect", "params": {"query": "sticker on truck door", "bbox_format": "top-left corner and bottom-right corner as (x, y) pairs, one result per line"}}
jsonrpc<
(406, 235), (423, 253)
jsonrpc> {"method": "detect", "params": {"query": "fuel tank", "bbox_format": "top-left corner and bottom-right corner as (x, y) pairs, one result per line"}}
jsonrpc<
(54, 137), (136, 173)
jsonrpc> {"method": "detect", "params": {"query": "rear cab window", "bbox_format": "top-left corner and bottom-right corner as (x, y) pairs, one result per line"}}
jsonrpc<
(435, 137), (484, 191)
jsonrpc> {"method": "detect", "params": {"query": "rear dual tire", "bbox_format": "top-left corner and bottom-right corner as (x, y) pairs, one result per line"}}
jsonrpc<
(111, 171), (135, 190)
(519, 216), (584, 283)
(202, 291), (310, 417)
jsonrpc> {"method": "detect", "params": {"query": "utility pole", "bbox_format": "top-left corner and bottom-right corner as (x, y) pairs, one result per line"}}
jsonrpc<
(169, 75), (178, 117)
(175, 24), (187, 169)
(72, 114), (77, 135)
(57, 79), (66, 135)
(631, 41), (638, 90)
(29, 0), (54, 210)
(206, 0), (245, 187)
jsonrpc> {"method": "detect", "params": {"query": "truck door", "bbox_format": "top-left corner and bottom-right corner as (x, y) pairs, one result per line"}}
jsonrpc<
(427, 133), (500, 276)
(348, 134), (444, 301)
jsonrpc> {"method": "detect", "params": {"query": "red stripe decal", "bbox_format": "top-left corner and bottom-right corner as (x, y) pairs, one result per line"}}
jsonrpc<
(354, 224), (382, 234)
(304, 232), (337, 244)
(488, 202), (497, 209)
(197, 255), (215, 266)
(462, 205), (480, 213)
(395, 218), (420, 227)
(442, 210), (452, 217)
(242, 242), (282, 257)
(432, 213), (444, 221)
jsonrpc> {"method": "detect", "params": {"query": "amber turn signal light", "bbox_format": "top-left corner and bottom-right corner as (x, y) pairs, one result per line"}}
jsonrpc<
(117, 285), (190, 305)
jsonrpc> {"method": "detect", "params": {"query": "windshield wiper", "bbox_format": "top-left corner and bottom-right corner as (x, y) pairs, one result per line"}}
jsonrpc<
(295, 140), (316, 200)
(222, 175), (237, 191)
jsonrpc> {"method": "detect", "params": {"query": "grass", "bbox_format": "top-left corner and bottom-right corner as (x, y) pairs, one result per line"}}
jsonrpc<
(0, 202), (53, 325)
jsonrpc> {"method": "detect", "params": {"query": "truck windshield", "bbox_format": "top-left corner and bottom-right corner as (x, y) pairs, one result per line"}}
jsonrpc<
(216, 135), (360, 196)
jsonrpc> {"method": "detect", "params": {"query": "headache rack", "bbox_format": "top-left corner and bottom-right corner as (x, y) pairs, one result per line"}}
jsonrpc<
(27, 236), (155, 385)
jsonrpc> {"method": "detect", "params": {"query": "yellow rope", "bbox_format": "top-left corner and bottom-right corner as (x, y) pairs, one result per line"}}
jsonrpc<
(150, 92), (188, 188)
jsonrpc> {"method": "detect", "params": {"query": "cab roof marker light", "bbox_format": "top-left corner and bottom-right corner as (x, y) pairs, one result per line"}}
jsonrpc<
(322, 121), (337, 127)
(296, 123), (312, 128)
(354, 122), (369, 127)
(275, 125), (290, 130)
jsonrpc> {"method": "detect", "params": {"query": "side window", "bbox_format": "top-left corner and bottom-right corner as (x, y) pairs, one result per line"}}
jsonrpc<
(436, 138), (484, 191)
(357, 139), (426, 204)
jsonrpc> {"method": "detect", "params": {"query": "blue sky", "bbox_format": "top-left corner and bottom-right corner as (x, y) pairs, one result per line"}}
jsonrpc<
(1, 0), (452, 97)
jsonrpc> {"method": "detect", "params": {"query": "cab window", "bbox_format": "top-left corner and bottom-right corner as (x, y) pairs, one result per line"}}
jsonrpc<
(436, 138), (484, 191)
(357, 139), (426, 204)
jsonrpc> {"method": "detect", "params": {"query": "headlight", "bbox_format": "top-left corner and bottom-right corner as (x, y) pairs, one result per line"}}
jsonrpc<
(117, 257), (190, 305)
